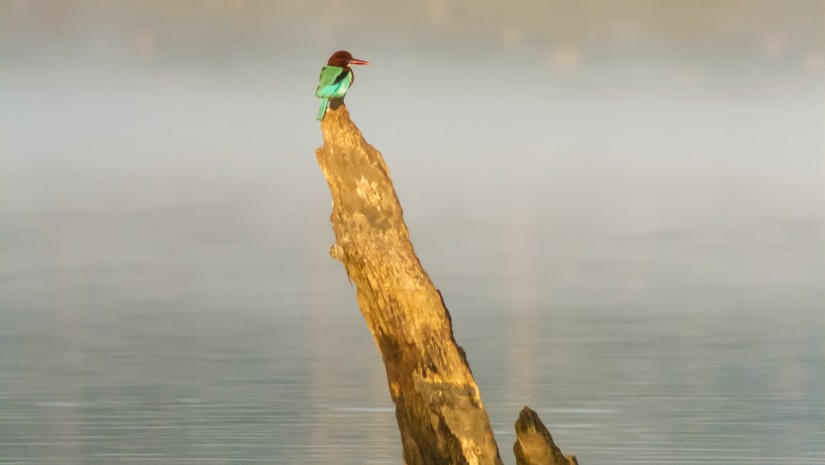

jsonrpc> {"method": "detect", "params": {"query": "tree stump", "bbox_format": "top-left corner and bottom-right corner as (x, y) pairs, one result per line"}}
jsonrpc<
(315, 101), (576, 465)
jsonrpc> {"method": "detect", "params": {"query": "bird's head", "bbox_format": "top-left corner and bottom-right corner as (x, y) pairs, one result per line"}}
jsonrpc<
(328, 50), (369, 67)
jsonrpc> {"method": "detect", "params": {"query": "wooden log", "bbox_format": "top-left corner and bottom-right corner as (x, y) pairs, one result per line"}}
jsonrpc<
(316, 102), (503, 465)
(514, 407), (578, 465)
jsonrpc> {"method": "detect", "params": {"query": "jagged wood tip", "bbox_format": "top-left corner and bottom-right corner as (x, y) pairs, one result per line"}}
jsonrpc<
(514, 407), (578, 465)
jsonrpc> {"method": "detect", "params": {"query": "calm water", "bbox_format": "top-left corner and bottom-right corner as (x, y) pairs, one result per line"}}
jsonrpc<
(1, 84), (824, 465)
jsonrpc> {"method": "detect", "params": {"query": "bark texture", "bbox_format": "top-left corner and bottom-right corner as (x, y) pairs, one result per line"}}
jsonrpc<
(316, 102), (503, 465)
(514, 407), (578, 465)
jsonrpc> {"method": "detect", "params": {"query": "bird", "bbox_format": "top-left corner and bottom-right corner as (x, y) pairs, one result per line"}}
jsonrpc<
(316, 50), (369, 120)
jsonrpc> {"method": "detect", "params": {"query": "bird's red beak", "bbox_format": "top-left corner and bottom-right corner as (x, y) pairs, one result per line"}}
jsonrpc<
(349, 58), (370, 65)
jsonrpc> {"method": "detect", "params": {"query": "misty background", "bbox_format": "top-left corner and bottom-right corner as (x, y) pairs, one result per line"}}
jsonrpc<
(1, 1), (824, 464)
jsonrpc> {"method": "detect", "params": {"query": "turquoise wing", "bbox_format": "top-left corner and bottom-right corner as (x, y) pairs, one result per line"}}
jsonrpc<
(316, 66), (352, 99)
(317, 97), (329, 120)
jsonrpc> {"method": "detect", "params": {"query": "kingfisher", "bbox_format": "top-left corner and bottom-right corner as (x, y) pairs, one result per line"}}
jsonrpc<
(316, 50), (369, 120)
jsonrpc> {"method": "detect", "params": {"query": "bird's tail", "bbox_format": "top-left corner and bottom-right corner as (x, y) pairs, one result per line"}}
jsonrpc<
(316, 98), (329, 121)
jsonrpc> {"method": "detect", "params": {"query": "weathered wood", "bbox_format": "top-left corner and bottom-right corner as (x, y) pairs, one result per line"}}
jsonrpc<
(316, 102), (503, 465)
(514, 407), (578, 465)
